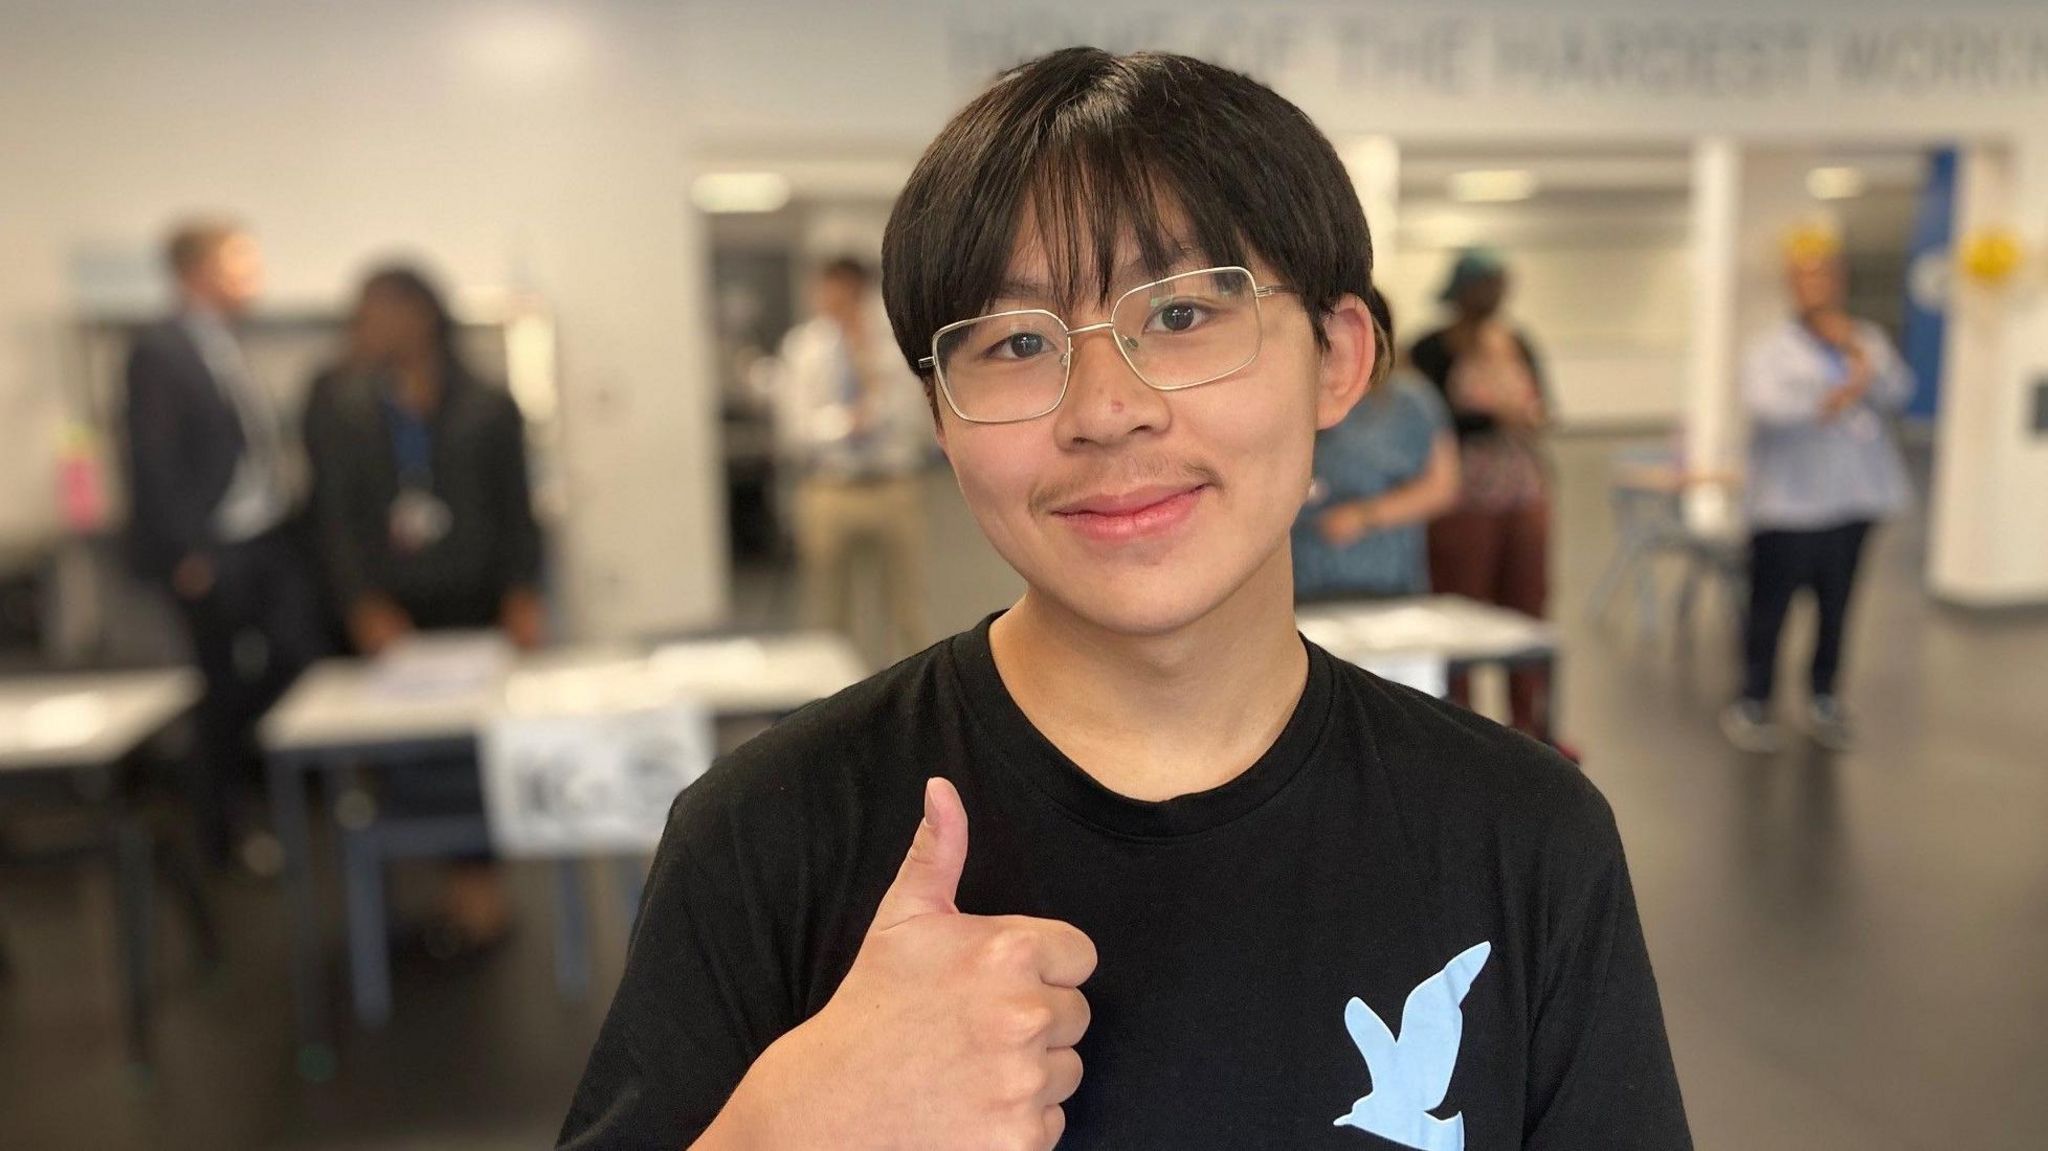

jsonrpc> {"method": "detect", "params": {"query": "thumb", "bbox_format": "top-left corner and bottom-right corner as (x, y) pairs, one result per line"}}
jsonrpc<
(871, 777), (969, 932)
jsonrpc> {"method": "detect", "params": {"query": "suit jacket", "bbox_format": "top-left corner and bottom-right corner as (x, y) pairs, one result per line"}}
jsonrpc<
(122, 318), (247, 582)
(304, 364), (543, 628)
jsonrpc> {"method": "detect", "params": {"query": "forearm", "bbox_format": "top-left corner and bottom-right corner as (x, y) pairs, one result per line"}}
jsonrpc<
(1744, 373), (1831, 428)
(1343, 480), (1441, 532)
(1370, 436), (1461, 529)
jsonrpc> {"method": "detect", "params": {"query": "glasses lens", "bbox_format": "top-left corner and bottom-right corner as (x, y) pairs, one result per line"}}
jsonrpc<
(1113, 267), (1262, 390)
(934, 310), (1068, 422)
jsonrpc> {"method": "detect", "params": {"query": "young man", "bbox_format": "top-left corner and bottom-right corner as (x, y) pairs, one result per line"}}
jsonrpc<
(561, 49), (1690, 1151)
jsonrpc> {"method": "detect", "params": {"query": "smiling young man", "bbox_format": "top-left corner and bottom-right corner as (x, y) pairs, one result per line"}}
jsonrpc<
(560, 48), (1690, 1151)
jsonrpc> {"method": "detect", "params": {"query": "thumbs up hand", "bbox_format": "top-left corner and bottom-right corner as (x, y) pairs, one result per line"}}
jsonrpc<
(701, 778), (1097, 1151)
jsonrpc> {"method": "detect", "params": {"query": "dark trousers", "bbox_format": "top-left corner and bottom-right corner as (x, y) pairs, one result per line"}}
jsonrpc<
(172, 531), (328, 861)
(1742, 521), (1873, 705)
(1427, 499), (1552, 740)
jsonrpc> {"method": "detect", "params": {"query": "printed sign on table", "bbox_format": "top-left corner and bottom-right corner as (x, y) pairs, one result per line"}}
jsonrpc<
(480, 702), (713, 857)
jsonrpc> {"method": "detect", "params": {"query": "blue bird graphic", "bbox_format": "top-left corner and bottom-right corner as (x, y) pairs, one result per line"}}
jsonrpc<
(1333, 941), (1492, 1151)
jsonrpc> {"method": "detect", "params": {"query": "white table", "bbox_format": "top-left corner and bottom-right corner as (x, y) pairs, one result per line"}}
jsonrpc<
(260, 632), (865, 1076)
(0, 671), (200, 772)
(0, 669), (204, 1065)
(1297, 595), (1561, 732)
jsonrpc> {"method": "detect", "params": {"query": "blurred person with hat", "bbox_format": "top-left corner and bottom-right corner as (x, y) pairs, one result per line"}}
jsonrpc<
(1409, 249), (1559, 745)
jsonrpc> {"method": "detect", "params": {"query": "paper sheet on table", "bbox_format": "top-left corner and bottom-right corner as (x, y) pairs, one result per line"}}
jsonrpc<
(365, 633), (513, 701)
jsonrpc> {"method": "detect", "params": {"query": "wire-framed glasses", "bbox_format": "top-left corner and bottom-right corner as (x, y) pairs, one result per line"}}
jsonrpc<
(916, 265), (1295, 424)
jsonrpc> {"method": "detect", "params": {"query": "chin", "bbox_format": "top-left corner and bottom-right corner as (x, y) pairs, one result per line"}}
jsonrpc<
(1029, 561), (1250, 639)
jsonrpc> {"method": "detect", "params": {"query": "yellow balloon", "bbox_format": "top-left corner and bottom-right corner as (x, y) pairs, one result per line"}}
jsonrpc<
(1959, 229), (2024, 285)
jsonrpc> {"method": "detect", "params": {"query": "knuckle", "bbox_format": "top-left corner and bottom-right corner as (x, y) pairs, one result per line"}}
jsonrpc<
(1008, 1002), (1054, 1044)
(981, 926), (1038, 973)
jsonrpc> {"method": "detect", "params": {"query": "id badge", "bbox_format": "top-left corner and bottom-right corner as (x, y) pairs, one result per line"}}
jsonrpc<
(389, 487), (453, 553)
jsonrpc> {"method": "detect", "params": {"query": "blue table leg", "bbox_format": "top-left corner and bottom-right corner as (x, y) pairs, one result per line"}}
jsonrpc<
(342, 820), (392, 1029)
(269, 751), (334, 1080)
(554, 858), (590, 999)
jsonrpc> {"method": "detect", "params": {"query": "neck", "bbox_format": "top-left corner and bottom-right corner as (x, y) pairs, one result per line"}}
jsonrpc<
(390, 350), (444, 414)
(988, 546), (1309, 802)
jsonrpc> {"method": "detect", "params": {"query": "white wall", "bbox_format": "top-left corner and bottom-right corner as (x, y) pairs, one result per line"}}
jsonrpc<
(0, 1), (725, 638)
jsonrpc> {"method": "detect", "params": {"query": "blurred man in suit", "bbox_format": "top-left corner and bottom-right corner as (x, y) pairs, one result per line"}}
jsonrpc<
(124, 217), (325, 869)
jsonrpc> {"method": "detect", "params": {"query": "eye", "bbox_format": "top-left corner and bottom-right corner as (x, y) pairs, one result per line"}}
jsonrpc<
(987, 330), (1053, 360)
(1146, 301), (1206, 334)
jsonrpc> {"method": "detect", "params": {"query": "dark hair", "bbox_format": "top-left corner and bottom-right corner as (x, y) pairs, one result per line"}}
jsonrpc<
(360, 263), (460, 366)
(1365, 286), (1394, 375)
(882, 47), (1375, 381)
(164, 216), (244, 278)
(820, 256), (874, 287)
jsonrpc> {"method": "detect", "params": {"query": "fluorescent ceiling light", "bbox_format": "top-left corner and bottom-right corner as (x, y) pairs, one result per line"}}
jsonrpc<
(1449, 169), (1538, 203)
(1807, 166), (1867, 200)
(692, 172), (792, 214)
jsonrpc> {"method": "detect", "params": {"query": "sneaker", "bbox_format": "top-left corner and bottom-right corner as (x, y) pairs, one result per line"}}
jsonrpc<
(1807, 695), (1854, 751)
(1720, 700), (1783, 753)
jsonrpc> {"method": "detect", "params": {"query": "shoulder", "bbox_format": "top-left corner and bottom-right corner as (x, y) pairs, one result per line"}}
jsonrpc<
(1409, 328), (1451, 358)
(1325, 654), (1619, 857)
(451, 375), (524, 426)
(1390, 374), (1450, 426)
(126, 321), (195, 372)
(1747, 319), (1805, 356)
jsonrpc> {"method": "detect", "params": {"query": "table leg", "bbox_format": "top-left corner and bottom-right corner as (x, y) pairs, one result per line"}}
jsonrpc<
(554, 859), (591, 1000)
(268, 751), (334, 1080)
(342, 819), (393, 1029)
(114, 814), (154, 1068)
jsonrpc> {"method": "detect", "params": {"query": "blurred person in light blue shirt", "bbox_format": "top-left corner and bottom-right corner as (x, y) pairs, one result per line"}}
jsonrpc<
(1723, 245), (1912, 754)
(1293, 293), (1460, 602)
(774, 257), (934, 662)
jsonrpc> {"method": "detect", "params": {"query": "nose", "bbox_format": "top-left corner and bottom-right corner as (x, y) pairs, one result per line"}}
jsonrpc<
(1052, 321), (1170, 448)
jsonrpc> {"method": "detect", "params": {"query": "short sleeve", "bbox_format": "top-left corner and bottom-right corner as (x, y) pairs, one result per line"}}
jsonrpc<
(1522, 794), (1693, 1150)
(1401, 378), (1452, 436)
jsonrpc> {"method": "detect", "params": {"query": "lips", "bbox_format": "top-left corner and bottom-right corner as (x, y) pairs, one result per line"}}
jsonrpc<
(1051, 483), (1208, 543)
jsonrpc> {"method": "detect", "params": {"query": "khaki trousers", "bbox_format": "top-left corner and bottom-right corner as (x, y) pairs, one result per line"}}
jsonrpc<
(795, 473), (930, 662)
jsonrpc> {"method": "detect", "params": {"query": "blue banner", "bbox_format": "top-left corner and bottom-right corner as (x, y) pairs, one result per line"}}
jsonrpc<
(1901, 147), (1957, 422)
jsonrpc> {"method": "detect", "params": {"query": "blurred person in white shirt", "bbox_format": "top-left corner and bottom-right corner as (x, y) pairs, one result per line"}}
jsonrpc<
(775, 257), (933, 661)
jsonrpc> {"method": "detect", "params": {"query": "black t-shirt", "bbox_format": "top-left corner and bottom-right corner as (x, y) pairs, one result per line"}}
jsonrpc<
(559, 619), (1691, 1150)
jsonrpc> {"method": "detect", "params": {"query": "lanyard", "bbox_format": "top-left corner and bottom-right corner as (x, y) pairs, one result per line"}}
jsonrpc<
(381, 397), (435, 490)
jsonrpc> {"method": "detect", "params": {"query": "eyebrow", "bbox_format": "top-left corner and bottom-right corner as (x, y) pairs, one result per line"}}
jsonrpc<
(992, 241), (1204, 308)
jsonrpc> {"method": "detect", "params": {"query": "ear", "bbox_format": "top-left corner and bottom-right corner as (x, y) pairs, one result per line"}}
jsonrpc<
(1314, 293), (1378, 432)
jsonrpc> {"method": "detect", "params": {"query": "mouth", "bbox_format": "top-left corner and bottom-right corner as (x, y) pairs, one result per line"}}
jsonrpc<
(1050, 483), (1210, 544)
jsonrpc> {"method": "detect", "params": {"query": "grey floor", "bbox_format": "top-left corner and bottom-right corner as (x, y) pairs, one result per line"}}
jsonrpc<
(1, 433), (2043, 1149)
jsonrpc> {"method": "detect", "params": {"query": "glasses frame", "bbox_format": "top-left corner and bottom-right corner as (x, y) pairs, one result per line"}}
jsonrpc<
(916, 265), (1296, 425)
